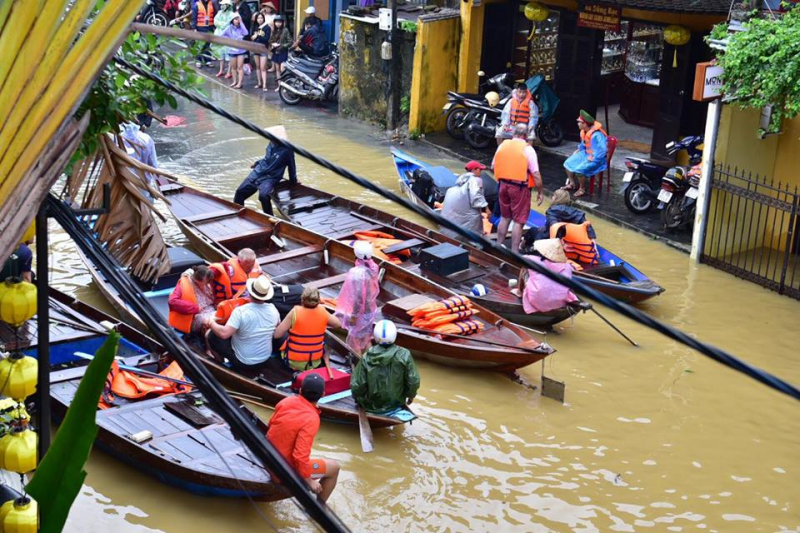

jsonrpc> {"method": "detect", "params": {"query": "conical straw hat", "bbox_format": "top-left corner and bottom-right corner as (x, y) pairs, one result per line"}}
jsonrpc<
(533, 238), (567, 263)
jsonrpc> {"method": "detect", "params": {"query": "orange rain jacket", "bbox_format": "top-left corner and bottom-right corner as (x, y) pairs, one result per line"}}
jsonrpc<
(266, 395), (321, 479)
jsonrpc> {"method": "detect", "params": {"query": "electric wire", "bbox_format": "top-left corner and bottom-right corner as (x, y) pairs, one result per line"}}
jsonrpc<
(114, 56), (800, 403)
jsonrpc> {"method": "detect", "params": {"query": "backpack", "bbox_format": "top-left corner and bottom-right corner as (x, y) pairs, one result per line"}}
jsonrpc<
(271, 284), (305, 320)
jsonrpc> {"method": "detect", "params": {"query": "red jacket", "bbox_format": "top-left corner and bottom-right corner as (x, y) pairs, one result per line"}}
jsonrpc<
(168, 278), (200, 315)
(266, 395), (320, 479)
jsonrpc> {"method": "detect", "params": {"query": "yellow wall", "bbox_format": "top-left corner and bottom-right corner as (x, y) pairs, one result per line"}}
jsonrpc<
(295, 0), (311, 36)
(409, 16), (460, 133)
(714, 106), (779, 178)
(458, 2), (485, 93)
(774, 116), (800, 188)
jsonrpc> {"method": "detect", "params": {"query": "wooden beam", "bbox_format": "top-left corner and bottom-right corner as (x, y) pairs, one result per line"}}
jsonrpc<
(130, 23), (271, 55)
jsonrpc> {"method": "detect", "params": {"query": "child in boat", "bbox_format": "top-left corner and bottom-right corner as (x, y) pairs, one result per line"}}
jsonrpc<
(351, 320), (420, 413)
(334, 241), (380, 355)
(511, 238), (578, 314)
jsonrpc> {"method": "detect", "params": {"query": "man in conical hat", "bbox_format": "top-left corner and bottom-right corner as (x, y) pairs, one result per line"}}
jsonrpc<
(233, 125), (297, 215)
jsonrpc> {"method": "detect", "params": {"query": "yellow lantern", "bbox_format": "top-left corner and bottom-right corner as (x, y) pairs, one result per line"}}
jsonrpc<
(0, 353), (38, 400)
(0, 399), (29, 426)
(18, 222), (35, 246)
(0, 497), (38, 533)
(524, 2), (550, 41)
(0, 427), (37, 473)
(663, 25), (691, 68)
(0, 280), (37, 328)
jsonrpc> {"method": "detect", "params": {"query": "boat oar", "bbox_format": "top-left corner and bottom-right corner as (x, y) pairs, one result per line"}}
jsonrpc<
(73, 352), (195, 387)
(396, 324), (546, 354)
(588, 308), (639, 347)
(227, 391), (275, 411)
(349, 355), (374, 454)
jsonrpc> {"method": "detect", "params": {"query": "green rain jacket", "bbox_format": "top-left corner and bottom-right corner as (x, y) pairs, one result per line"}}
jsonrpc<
(350, 343), (420, 413)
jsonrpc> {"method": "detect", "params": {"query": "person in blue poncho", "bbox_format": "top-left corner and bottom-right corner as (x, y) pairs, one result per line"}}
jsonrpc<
(563, 110), (608, 198)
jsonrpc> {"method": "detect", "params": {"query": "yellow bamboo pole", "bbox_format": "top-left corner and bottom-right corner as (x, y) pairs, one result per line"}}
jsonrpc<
(0, 0), (47, 87)
(0, 1), (15, 38)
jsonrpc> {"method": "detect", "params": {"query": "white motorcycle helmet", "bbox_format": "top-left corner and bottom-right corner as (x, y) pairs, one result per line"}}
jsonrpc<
(485, 91), (500, 108)
(354, 241), (373, 260)
(373, 320), (398, 345)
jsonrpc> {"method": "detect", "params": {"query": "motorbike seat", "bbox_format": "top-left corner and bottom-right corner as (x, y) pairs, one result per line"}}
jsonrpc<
(292, 56), (327, 69)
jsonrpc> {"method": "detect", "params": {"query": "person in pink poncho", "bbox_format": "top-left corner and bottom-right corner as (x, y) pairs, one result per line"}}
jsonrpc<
(335, 241), (380, 355)
(511, 238), (578, 313)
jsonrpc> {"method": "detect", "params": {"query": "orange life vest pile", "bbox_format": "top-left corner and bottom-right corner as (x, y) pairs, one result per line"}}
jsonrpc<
(407, 295), (484, 336)
(342, 231), (412, 264)
(99, 361), (191, 409)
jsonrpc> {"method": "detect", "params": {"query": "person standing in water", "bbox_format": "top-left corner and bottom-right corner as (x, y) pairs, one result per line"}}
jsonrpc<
(233, 125), (297, 214)
(335, 241), (380, 355)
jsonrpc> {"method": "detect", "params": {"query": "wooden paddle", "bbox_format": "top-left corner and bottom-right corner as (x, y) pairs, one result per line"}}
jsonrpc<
(395, 324), (547, 354)
(227, 391), (275, 411)
(349, 354), (374, 453)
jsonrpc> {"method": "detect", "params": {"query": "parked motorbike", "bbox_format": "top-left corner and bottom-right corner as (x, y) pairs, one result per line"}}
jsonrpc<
(658, 163), (701, 232)
(137, 0), (168, 26)
(443, 72), (513, 140)
(278, 47), (339, 106)
(620, 135), (704, 214)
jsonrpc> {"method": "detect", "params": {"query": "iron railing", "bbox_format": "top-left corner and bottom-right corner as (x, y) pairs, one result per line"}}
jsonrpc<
(701, 164), (800, 300)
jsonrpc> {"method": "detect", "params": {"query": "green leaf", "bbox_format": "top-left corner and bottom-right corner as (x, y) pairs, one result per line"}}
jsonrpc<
(167, 94), (178, 108)
(27, 333), (120, 533)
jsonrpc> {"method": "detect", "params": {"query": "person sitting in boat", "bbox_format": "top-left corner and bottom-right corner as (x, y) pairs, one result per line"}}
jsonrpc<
(551, 221), (600, 268)
(267, 373), (340, 503)
(205, 275), (281, 372)
(562, 110), (608, 198)
(168, 265), (217, 335)
(335, 241), (380, 355)
(511, 238), (578, 314)
(233, 125), (297, 215)
(274, 287), (342, 372)
(440, 160), (489, 242)
(227, 248), (262, 296)
(521, 189), (597, 252)
(351, 320), (420, 414)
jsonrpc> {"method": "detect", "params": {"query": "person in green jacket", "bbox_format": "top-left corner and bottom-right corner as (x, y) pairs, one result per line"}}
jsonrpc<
(351, 320), (420, 414)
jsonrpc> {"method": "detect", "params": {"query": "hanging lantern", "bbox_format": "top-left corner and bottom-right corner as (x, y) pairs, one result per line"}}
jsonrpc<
(0, 398), (29, 427)
(663, 25), (691, 68)
(0, 279), (37, 328)
(0, 496), (38, 533)
(0, 353), (37, 401)
(524, 2), (550, 41)
(0, 427), (37, 473)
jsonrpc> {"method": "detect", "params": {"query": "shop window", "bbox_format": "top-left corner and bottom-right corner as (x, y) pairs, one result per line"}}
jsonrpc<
(601, 21), (628, 76)
(512, 9), (559, 83)
(625, 23), (664, 84)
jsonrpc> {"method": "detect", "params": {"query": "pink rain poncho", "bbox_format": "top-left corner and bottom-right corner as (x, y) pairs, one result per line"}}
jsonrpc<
(335, 258), (380, 354)
(522, 256), (578, 314)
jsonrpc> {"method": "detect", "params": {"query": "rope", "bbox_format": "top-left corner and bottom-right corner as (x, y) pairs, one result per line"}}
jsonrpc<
(113, 56), (800, 403)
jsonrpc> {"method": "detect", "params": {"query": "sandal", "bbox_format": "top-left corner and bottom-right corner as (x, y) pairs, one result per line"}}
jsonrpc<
(574, 189), (586, 198)
(563, 184), (577, 191)
(255, 84), (262, 89)
(224, 73), (232, 79)
(215, 72), (224, 77)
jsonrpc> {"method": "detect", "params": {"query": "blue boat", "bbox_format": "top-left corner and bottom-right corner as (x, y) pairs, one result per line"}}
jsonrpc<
(7, 289), (288, 500)
(392, 148), (665, 304)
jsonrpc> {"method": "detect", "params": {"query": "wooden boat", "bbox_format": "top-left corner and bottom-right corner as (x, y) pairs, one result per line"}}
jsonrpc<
(157, 181), (554, 372)
(1, 289), (287, 500)
(272, 182), (586, 328)
(392, 148), (666, 304)
(75, 246), (415, 429)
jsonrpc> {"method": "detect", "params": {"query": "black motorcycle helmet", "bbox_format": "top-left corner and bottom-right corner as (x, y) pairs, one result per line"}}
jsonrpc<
(664, 166), (687, 184)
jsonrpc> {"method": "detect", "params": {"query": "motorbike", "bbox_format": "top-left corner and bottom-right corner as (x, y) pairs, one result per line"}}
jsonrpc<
(137, 0), (169, 26)
(459, 74), (564, 149)
(443, 72), (513, 140)
(278, 46), (339, 106)
(658, 163), (701, 232)
(621, 135), (703, 214)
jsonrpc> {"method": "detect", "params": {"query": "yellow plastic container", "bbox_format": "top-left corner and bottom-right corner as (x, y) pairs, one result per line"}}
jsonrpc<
(0, 497), (38, 533)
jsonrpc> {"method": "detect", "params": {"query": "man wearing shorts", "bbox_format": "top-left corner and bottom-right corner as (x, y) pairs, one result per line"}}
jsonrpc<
(267, 374), (340, 502)
(492, 123), (544, 252)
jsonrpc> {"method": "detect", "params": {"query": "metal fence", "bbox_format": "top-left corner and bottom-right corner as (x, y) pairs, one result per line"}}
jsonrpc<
(701, 164), (800, 300)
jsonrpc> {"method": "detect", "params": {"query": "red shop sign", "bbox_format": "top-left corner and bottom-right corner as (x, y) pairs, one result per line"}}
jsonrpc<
(577, 4), (621, 32)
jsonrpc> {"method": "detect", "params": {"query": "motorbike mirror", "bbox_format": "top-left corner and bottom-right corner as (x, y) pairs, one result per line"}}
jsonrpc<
(478, 71), (485, 77)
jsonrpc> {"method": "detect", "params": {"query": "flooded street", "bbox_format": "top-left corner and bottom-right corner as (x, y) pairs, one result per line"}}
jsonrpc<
(52, 79), (800, 532)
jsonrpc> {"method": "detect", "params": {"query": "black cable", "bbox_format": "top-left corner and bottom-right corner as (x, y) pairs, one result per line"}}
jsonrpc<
(114, 56), (800, 403)
(47, 195), (350, 533)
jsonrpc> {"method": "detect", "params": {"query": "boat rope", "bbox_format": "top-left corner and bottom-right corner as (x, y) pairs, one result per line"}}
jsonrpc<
(113, 56), (800, 403)
(47, 196), (351, 533)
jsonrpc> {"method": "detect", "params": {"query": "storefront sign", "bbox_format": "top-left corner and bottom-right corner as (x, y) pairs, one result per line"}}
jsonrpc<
(577, 4), (621, 32)
(693, 62), (724, 101)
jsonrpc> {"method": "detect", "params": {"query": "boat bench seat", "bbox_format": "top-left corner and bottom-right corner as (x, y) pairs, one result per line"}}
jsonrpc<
(183, 209), (240, 224)
(382, 238), (426, 255)
(304, 273), (349, 290)
(258, 244), (324, 266)
(287, 199), (332, 215)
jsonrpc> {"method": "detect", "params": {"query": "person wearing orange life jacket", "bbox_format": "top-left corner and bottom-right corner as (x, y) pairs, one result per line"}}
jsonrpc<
(208, 261), (236, 303)
(227, 247), (262, 295)
(497, 83), (539, 144)
(274, 287), (342, 372)
(192, 0), (220, 67)
(168, 265), (216, 334)
(492, 124), (545, 253)
(550, 221), (600, 267)
(563, 110), (608, 198)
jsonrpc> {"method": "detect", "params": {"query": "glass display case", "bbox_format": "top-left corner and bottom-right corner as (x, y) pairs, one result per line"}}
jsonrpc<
(526, 12), (560, 82)
(601, 20), (628, 76)
(624, 22), (663, 83)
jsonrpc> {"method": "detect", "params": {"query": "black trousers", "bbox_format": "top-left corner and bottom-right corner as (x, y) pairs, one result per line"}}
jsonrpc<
(233, 174), (279, 215)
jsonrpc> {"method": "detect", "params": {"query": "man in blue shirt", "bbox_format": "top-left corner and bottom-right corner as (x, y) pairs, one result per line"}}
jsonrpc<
(1, 242), (33, 282)
(233, 126), (297, 215)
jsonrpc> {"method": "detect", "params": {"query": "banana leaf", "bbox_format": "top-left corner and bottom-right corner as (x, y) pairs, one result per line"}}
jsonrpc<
(26, 332), (120, 533)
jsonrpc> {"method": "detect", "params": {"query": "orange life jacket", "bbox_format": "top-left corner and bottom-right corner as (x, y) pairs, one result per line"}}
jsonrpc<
(215, 297), (249, 324)
(510, 93), (533, 126)
(209, 262), (234, 302)
(581, 122), (608, 160)
(281, 305), (329, 370)
(431, 319), (484, 336)
(550, 221), (599, 266)
(408, 295), (473, 318)
(350, 230), (412, 264)
(413, 309), (479, 329)
(229, 256), (262, 294)
(101, 361), (191, 404)
(196, 0), (215, 27)
(168, 276), (197, 334)
(494, 139), (533, 187)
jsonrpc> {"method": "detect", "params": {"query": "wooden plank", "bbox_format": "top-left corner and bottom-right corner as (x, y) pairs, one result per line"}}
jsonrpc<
(287, 198), (332, 215)
(183, 209), (239, 224)
(383, 238), (426, 255)
(258, 244), (324, 266)
(304, 273), (349, 290)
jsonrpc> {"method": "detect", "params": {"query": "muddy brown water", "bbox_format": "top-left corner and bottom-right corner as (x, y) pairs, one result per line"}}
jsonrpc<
(48, 79), (798, 532)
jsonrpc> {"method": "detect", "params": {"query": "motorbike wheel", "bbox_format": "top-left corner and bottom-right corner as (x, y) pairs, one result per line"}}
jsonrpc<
(537, 119), (564, 147)
(465, 127), (493, 150)
(624, 179), (655, 214)
(445, 107), (468, 140)
(279, 80), (302, 106)
(661, 197), (686, 231)
(146, 12), (168, 26)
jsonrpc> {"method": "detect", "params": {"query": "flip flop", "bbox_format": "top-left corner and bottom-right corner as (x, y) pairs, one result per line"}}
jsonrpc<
(574, 190), (586, 198)
(563, 184), (577, 191)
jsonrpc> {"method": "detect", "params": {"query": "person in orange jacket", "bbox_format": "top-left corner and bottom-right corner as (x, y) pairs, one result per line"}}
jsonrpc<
(267, 374), (340, 502)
